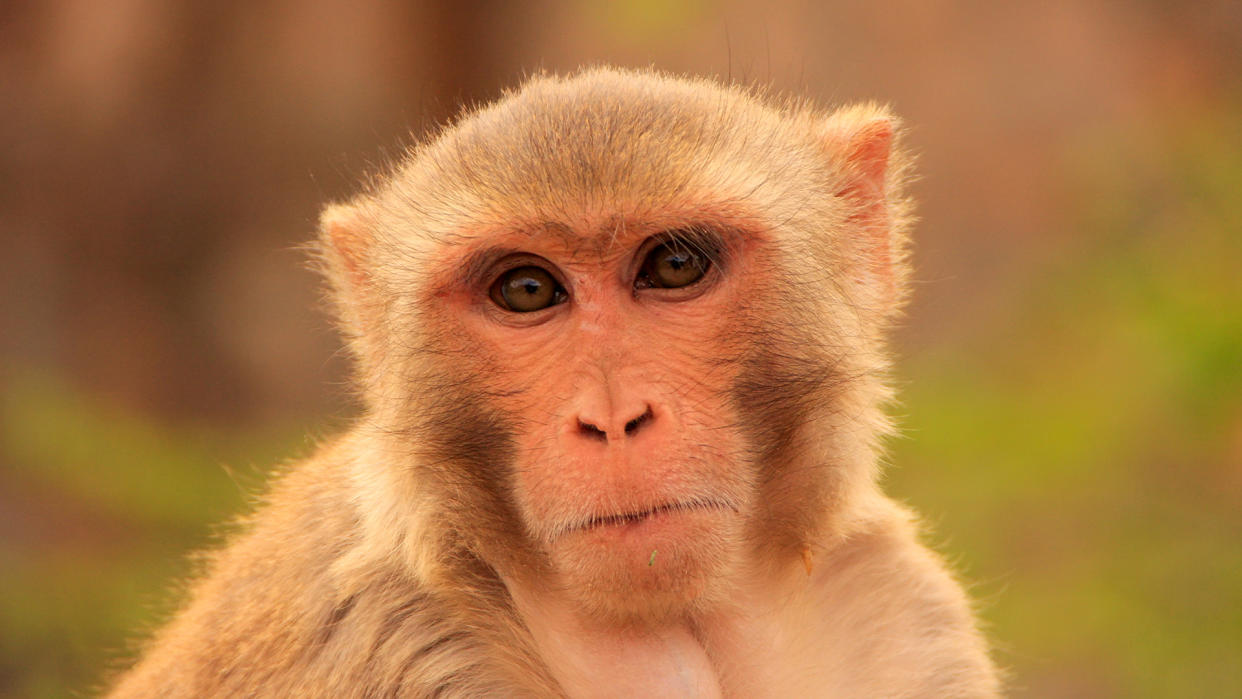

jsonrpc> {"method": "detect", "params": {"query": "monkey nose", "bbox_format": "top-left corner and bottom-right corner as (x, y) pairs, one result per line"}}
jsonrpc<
(575, 404), (655, 442)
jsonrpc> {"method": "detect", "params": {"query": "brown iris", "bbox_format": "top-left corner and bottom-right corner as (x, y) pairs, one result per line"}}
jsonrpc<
(489, 266), (566, 312)
(637, 239), (710, 289)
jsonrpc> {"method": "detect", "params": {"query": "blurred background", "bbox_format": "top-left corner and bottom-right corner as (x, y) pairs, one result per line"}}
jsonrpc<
(2, 1), (1239, 696)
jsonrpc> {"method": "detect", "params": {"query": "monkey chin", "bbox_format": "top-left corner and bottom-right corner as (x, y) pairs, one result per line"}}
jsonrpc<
(546, 504), (741, 624)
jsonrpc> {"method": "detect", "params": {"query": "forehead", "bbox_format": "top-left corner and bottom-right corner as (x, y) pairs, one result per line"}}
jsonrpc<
(477, 202), (748, 252)
(486, 216), (649, 259)
(401, 74), (810, 218)
(366, 71), (825, 271)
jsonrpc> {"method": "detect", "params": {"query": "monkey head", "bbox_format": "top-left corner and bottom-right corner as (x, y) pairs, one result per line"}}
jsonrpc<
(318, 68), (910, 623)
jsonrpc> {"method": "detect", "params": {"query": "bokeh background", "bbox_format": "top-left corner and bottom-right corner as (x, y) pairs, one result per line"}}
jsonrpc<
(2, 1), (1239, 696)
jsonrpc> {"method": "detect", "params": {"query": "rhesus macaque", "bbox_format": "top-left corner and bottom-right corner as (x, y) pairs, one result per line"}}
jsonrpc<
(109, 67), (999, 697)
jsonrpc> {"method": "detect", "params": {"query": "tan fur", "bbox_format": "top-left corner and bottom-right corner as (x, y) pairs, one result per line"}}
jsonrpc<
(108, 67), (999, 698)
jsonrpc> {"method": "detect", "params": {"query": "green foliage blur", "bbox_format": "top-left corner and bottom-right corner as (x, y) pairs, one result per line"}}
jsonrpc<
(886, 108), (1242, 696)
(0, 372), (317, 697)
(2, 103), (1239, 699)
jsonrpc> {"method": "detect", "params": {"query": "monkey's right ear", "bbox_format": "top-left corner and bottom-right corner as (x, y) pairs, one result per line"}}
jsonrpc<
(319, 202), (374, 291)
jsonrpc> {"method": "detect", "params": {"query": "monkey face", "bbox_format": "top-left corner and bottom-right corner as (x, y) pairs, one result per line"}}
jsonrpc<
(414, 217), (774, 620)
(322, 71), (901, 623)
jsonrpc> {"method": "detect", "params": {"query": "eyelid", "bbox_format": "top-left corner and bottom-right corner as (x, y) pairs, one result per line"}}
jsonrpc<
(479, 252), (568, 289)
(642, 229), (725, 264)
(632, 228), (725, 289)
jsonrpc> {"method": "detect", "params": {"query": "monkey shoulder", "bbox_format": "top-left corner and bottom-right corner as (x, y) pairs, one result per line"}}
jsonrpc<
(807, 510), (1002, 698)
(110, 435), (548, 698)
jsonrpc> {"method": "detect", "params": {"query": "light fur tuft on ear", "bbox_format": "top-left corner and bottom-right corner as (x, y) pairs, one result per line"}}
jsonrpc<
(820, 106), (913, 314)
(315, 200), (384, 402)
(319, 202), (373, 290)
(833, 115), (894, 194)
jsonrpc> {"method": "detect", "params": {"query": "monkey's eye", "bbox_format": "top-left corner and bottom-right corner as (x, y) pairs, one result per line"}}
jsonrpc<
(489, 266), (567, 312)
(636, 240), (711, 289)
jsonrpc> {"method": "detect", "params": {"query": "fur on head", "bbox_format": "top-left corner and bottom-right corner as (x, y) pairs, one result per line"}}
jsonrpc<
(317, 67), (913, 619)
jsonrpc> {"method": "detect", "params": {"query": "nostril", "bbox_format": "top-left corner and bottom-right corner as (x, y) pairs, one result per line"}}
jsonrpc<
(577, 419), (607, 441)
(576, 406), (654, 441)
(624, 406), (654, 436)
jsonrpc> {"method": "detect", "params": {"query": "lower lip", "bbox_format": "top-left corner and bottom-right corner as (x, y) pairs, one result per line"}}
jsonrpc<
(576, 504), (720, 543)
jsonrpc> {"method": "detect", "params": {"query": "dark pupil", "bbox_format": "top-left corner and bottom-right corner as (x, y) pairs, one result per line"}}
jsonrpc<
(650, 243), (706, 288)
(500, 266), (556, 311)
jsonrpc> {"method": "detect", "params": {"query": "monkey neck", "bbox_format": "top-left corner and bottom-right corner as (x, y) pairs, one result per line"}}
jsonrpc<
(512, 589), (722, 698)
(503, 556), (811, 699)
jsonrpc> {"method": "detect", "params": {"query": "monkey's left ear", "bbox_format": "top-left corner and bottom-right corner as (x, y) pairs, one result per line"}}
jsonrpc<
(820, 108), (905, 308)
(828, 114), (893, 200)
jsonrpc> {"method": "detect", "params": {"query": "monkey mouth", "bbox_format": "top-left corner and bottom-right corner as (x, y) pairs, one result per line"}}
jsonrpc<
(569, 499), (732, 535)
